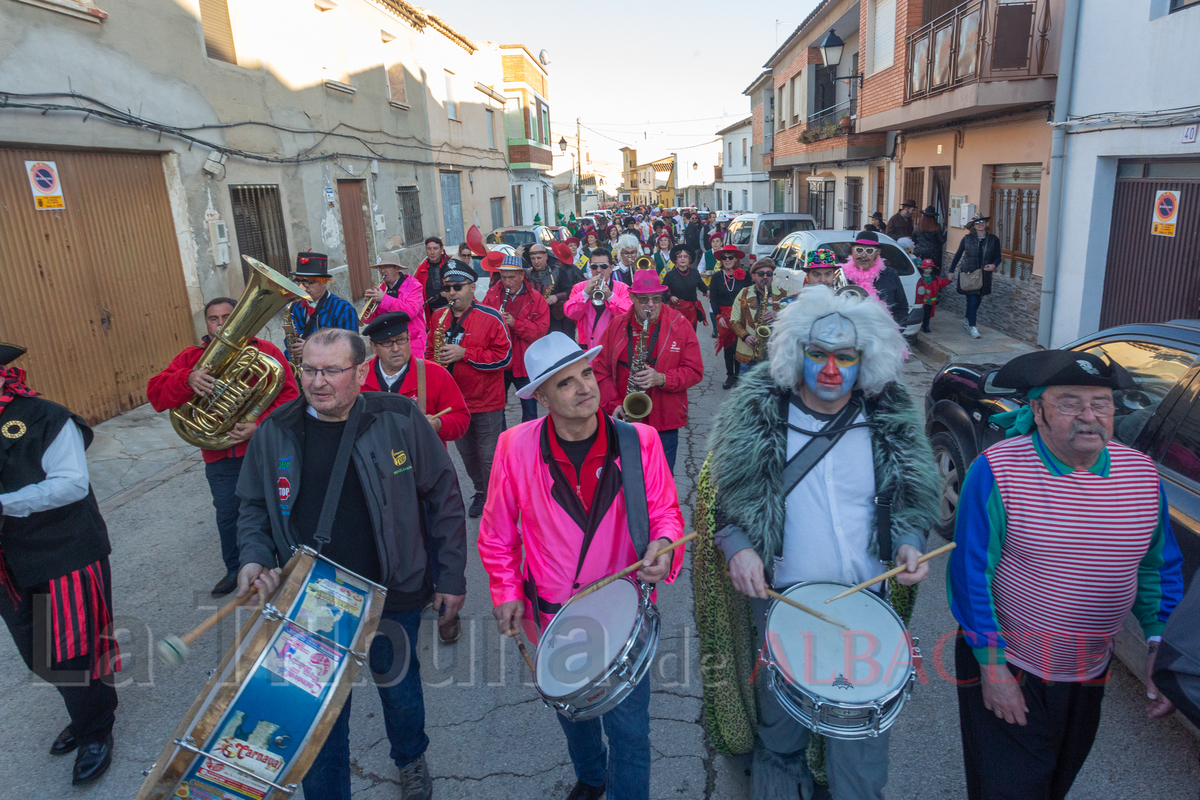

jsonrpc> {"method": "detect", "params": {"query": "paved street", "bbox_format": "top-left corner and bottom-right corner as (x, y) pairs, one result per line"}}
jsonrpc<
(1, 334), (1197, 799)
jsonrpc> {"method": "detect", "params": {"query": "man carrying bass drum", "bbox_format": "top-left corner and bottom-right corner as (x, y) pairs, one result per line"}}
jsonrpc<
(696, 286), (941, 799)
(478, 332), (685, 800)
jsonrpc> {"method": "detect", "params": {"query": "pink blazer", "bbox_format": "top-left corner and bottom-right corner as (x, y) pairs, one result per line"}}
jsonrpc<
(477, 417), (685, 643)
(364, 276), (427, 358)
(563, 279), (633, 349)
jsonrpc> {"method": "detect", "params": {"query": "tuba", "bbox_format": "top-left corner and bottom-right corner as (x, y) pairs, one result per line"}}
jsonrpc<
(622, 315), (654, 422)
(635, 255), (654, 272)
(170, 256), (309, 449)
(832, 268), (871, 299)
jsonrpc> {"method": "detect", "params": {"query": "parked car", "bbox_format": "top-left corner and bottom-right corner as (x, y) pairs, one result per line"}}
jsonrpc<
(925, 321), (1200, 688)
(726, 213), (818, 263)
(768, 229), (923, 336)
(486, 226), (558, 248)
(544, 226), (570, 242)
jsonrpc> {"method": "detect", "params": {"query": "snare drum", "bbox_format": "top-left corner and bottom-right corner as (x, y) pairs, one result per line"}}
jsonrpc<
(763, 581), (917, 740)
(534, 577), (659, 721)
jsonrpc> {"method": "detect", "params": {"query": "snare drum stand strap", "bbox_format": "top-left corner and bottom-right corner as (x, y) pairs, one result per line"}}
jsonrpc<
(311, 397), (364, 555)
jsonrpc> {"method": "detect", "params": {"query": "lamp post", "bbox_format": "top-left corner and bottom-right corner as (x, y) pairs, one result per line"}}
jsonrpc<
(575, 118), (583, 217)
(818, 29), (864, 86)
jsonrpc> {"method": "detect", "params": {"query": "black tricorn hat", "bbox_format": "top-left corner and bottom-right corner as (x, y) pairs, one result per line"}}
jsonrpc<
(993, 350), (1134, 393)
(361, 311), (412, 343)
(294, 252), (330, 277)
(0, 342), (27, 366)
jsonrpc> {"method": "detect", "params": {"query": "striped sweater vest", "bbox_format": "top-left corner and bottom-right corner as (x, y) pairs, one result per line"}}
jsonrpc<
(986, 435), (1160, 680)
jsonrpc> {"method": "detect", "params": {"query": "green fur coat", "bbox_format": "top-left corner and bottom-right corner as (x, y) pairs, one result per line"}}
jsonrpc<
(693, 364), (941, 757)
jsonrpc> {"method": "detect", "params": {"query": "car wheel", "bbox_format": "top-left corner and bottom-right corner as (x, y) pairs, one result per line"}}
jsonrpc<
(930, 431), (966, 540)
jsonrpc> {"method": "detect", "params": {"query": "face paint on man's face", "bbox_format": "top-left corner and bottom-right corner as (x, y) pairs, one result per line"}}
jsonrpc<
(803, 348), (861, 401)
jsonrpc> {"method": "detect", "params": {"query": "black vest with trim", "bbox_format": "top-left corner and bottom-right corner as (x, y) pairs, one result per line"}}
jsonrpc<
(0, 395), (111, 587)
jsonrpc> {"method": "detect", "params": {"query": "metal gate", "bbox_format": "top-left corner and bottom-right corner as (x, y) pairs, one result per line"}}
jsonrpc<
(440, 172), (464, 247)
(0, 147), (195, 423)
(1100, 178), (1200, 329)
(337, 179), (372, 300)
(229, 184), (290, 283)
(902, 167), (925, 207)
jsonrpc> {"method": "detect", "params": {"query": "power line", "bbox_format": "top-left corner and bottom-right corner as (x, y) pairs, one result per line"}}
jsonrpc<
(580, 112), (740, 126)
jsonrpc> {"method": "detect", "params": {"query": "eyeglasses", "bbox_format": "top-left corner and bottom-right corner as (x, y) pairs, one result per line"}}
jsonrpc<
(376, 337), (409, 350)
(631, 295), (663, 304)
(754, 271), (773, 277)
(1038, 399), (1116, 418)
(851, 246), (878, 256)
(300, 365), (356, 380)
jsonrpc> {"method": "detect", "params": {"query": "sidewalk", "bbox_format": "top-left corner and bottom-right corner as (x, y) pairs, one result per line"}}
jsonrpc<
(87, 403), (202, 507)
(910, 311), (1039, 370)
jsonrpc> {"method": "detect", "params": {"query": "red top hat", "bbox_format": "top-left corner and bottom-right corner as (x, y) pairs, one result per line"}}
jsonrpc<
(482, 250), (507, 271)
(629, 270), (668, 294)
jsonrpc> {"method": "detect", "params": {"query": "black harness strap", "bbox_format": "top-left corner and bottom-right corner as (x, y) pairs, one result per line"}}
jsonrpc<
(780, 397), (862, 498)
(614, 419), (650, 559)
(311, 397), (363, 553)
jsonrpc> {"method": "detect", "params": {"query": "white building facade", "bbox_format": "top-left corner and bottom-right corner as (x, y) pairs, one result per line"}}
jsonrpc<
(715, 118), (770, 213)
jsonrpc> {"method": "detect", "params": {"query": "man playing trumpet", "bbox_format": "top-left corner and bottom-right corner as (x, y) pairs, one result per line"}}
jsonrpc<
(564, 247), (632, 351)
(361, 253), (427, 360)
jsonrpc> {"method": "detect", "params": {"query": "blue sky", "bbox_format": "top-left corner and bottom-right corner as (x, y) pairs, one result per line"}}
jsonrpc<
(449, 0), (820, 162)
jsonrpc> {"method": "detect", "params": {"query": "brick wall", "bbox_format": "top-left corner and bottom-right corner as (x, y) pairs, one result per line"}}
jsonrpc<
(936, 260), (1042, 344)
(752, 102), (763, 145)
(508, 143), (552, 168)
(857, 0), (921, 119)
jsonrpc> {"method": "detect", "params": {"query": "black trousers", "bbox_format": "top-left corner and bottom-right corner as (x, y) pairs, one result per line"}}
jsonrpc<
(0, 558), (119, 745)
(722, 344), (737, 377)
(955, 632), (1105, 800)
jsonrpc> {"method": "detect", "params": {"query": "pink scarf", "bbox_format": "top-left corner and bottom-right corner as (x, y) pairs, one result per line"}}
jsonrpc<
(840, 257), (886, 301)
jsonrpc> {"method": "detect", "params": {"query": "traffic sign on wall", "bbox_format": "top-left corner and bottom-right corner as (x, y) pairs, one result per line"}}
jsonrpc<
(25, 160), (65, 211)
(1152, 189), (1179, 237)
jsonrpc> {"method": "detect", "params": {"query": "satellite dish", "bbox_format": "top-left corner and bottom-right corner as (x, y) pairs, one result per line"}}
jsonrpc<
(539, 49), (551, 66)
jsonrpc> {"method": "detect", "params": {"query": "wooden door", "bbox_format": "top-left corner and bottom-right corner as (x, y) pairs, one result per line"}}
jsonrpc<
(337, 179), (371, 300)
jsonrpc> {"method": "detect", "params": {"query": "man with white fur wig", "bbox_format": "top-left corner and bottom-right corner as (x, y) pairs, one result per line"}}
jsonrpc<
(693, 285), (941, 799)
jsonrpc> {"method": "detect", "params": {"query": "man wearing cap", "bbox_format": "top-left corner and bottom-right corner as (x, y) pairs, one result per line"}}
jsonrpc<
(427, 263), (513, 518)
(564, 247), (633, 351)
(478, 332), (686, 800)
(415, 236), (453, 312)
(730, 258), (788, 373)
(593, 271), (703, 472)
(709, 244), (752, 388)
(361, 253), (427, 360)
(361, 312), (470, 444)
(0, 343), (120, 786)
(484, 255), (550, 422)
(661, 244), (710, 332)
(288, 251), (359, 363)
(148, 298), (300, 596)
(948, 350), (1184, 800)
(886, 200), (917, 240)
(840, 231), (909, 326)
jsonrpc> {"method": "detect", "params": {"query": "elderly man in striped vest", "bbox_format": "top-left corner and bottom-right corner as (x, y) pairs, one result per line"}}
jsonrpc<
(949, 349), (1185, 800)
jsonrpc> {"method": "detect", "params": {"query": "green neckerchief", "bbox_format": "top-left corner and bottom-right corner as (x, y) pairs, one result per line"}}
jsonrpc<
(991, 386), (1045, 438)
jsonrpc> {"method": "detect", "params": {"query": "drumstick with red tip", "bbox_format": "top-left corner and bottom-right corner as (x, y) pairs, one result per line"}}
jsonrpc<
(824, 542), (957, 604)
(572, 532), (698, 602)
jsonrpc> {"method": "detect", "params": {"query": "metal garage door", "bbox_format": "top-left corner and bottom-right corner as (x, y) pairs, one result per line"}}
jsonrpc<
(0, 147), (195, 424)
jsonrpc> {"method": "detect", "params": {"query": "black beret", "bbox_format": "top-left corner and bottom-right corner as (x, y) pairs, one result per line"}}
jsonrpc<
(993, 350), (1134, 392)
(361, 311), (411, 342)
(0, 342), (27, 366)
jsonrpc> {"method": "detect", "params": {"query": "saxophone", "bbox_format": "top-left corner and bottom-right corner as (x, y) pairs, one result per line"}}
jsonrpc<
(622, 315), (653, 422)
(432, 311), (448, 366)
(752, 290), (773, 362)
(281, 301), (304, 377)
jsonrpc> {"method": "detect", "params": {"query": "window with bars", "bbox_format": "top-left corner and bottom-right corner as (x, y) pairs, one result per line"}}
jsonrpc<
(808, 180), (836, 229)
(229, 185), (289, 284)
(397, 186), (423, 245)
(902, 167), (925, 209)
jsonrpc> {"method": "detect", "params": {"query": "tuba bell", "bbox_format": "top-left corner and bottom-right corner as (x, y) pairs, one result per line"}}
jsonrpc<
(634, 255), (654, 272)
(170, 256), (309, 449)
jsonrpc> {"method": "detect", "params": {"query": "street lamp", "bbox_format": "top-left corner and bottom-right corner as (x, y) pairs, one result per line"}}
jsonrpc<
(818, 29), (864, 86)
(558, 136), (568, 154)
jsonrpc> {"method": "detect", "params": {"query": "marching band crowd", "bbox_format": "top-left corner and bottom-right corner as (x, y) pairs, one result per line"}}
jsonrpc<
(0, 205), (1189, 800)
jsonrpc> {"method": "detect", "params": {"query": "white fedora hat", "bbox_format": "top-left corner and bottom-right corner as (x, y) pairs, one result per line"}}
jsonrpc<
(516, 332), (602, 400)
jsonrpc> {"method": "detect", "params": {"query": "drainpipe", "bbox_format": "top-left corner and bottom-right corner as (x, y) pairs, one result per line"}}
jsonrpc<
(1037, 0), (1082, 349)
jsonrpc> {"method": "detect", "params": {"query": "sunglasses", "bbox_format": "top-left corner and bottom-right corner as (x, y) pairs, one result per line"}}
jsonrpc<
(851, 246), (878, 256)
(754, 270), (773, 277)
(720, 255), (738, 261)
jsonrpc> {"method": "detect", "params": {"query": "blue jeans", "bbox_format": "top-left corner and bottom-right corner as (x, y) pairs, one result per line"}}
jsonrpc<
(965, 293), (983, 326)
(204, 456), (243, 574)
(658, 429), (678, 473)
(556, 675), (651, 799)
(302, 608), (427, 800)
(505, 371), (539, 424)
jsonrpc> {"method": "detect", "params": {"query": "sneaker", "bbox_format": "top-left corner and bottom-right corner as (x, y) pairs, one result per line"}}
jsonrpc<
(969, 326), (981, 339)
(398, 754), (432, 800)
(962, 318), (971, 332)
(469, 493), (486, 518)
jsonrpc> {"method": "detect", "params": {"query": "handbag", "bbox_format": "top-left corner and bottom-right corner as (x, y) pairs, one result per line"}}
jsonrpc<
(959, 267), (983, 292)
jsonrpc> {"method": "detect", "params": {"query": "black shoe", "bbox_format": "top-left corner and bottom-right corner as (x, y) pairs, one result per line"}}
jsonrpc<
(211, 572), (238, 597)
(72, 735), (113, 786)
(710, 330), (718, 339)
(565, 780), (605, 800)
(469, 494), (486, 518)
(50, 725), (76, 756)
(921, 325), (931, 334)
(722, 376), (735, 390)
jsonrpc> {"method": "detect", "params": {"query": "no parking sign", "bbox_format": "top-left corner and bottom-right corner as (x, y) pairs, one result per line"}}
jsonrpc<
(1152, 190), (1179, 237)
(25, 161), (65, 210)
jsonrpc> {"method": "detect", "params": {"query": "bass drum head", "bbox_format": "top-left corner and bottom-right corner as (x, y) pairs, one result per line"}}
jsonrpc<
(767, 582), (910, 705)
(535, 579), (640, 698)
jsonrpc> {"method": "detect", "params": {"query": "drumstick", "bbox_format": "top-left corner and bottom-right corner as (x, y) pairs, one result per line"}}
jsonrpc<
(515, 632), (536, 675)
(823, 542), (957, 604)
(156, 592), (261, 667)
(428, 407), (451, 420)
(571, 532), (698, 603)
(765, 589), (849, 630)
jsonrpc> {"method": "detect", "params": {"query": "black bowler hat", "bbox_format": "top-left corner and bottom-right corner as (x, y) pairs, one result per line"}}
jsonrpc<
(361, 312), (412, 343)
(669, 243), (695, 262)
(854, 230), (881, 245)
(0, 342), (27, 366)
(294, 252), (330, 277)
(993, 350), (1134, 393)
(870, 211), (884, 221)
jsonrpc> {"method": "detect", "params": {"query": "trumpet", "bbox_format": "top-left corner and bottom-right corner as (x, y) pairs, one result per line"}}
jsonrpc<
(360, 282), (385, 322)
(635, 255), (654, 272)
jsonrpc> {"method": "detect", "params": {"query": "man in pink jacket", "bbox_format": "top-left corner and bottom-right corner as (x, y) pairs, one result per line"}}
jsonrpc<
(563, 247), (632, 350)
(360, 252), (427, 358)
(478, 332), (684, 800)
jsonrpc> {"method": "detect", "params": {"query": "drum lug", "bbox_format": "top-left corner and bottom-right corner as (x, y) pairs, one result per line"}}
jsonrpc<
(206, 669), (216, 678)
(812, 699), (824, 726)
(141, 763), (155, 777)
(275, 734), (291, 749)
(262, 603), (284, 622)
(869, 702), (884, 737)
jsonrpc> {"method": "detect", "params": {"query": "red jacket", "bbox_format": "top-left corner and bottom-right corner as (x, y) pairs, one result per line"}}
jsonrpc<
(914, 275), (952, 317)
(482, 279), (550, 378)
(426, 303), (513, 414)
(146, 337), (299, 463)
(593, 305), (704, 432)
(362, 356), (471, 443)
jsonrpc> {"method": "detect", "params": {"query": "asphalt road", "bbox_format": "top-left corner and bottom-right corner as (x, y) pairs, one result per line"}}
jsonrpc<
(1, 335), (1197, 799)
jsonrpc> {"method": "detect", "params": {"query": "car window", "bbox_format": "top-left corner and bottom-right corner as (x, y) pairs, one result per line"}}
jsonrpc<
(1081, 341), (1196, 447)
(757, 219), (813, 245)
(728, 221), (753, 246)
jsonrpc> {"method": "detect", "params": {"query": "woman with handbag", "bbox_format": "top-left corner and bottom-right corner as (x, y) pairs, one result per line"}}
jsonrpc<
(949, 213), (1002, 339)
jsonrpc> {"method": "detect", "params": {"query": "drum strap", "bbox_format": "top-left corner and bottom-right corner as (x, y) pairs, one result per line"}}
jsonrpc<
(613, 419), (650, 559)
(311, 396), (364, 554)
(780, 397), (861, 498)
(415, 357), (427, 414)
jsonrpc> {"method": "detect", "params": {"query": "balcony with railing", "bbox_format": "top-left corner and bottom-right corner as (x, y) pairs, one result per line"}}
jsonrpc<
(905, 0), (1054, 104)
